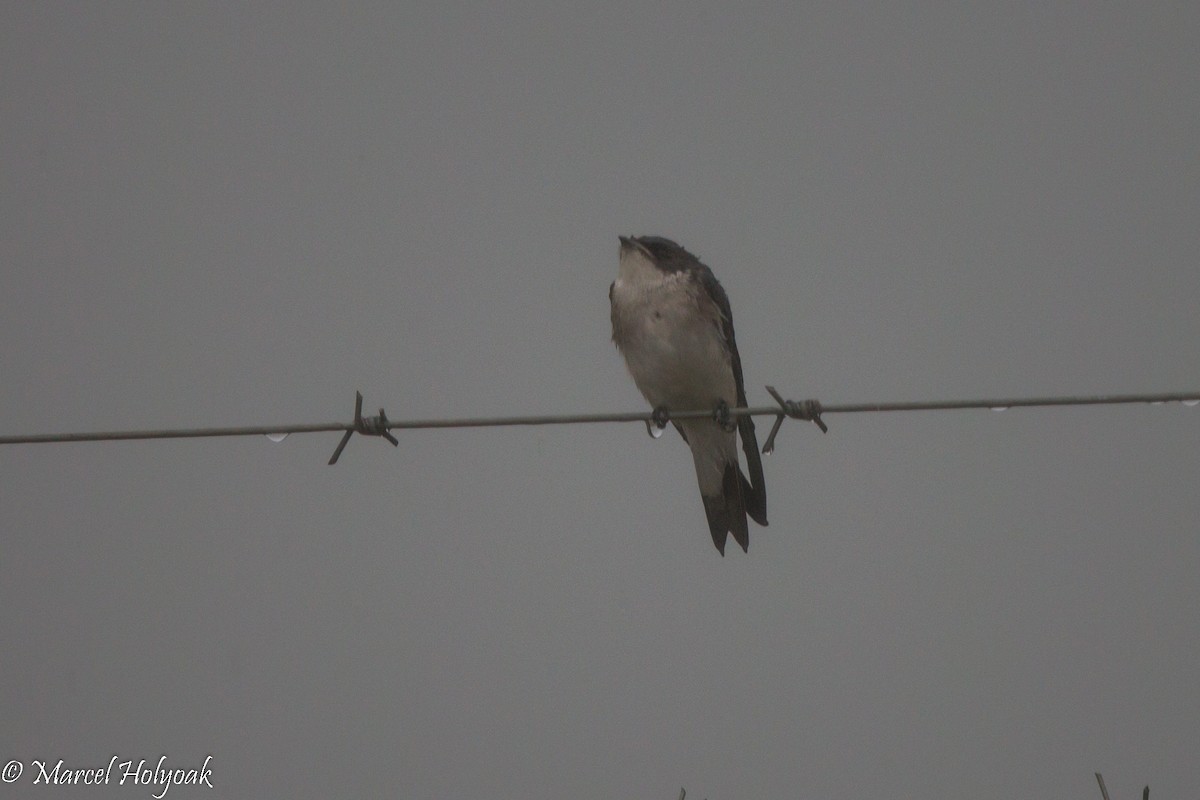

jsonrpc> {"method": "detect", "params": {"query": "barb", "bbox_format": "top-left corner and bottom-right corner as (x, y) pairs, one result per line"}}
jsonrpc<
(1, 390), (1197, 463)
(327, 392), (399, 465)
(763, 385), (827, 454)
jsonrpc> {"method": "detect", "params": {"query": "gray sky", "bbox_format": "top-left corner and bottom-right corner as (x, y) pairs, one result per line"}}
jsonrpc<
(3, 3), (1198, 798)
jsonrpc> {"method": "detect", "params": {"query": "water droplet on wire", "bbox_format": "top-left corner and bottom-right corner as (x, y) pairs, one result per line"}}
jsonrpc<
(264, 432), (289, 442)
(650, 425), (665, 439)
(990, 406), (1009, 412)
(1183, 399), (1199, 407)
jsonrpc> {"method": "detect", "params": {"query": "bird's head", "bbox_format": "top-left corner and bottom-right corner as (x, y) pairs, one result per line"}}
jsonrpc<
(618, 235), (697, 277)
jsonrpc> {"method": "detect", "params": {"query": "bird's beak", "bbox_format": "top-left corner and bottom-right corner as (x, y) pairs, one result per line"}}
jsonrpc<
(618, 236), (643, 255)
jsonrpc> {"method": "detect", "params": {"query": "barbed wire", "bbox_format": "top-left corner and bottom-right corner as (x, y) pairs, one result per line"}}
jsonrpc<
(2, 388), (1197, 464)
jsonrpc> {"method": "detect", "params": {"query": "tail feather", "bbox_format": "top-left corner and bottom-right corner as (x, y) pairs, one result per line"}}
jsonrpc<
(701, 495), (731, 555)
(701, 461), (749, 555)
(741, 472), (768, 527)
(725, 462), (750, 553)
(738, 415), (768, 526)
(685, 421), (761, 554)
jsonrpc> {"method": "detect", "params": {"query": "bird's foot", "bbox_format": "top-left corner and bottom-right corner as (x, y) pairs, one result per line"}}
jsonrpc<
(713, 399), (737, 432)
(645, 406), (670, 439)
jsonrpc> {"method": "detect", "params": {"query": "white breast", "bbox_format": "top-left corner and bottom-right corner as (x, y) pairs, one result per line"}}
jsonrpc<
(610, 267), (736, 411)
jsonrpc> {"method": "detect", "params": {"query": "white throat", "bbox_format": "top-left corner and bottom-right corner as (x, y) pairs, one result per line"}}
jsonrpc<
(617, 246), (665, 288)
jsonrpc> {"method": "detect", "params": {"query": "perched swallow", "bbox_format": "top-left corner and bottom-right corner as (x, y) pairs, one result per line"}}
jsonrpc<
(610, 235), (768, 554)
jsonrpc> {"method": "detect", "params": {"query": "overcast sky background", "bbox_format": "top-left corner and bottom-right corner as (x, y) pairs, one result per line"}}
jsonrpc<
(3, 4), (1199, 799)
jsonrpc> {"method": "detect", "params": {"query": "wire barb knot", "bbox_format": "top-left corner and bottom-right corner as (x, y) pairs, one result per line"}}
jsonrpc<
(357, 408), (394, 438)
(327, 391), (400, 465)
(762, 386), (828, 454)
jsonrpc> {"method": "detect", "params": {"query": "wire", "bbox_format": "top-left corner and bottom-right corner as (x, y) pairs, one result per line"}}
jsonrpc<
(0, 423), (346, 445)
(1, 390), (1196, 450)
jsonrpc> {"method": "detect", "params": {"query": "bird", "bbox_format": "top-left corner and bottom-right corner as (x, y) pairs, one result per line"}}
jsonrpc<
(609, 235), (768, 554)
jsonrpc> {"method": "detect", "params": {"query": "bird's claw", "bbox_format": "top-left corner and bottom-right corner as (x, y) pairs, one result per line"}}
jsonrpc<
(645, 406), (670, 438)
(713, 400), (737, 432)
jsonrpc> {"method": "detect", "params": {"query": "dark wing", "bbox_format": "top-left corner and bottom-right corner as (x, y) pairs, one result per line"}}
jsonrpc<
(697, 266), (768, 527)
